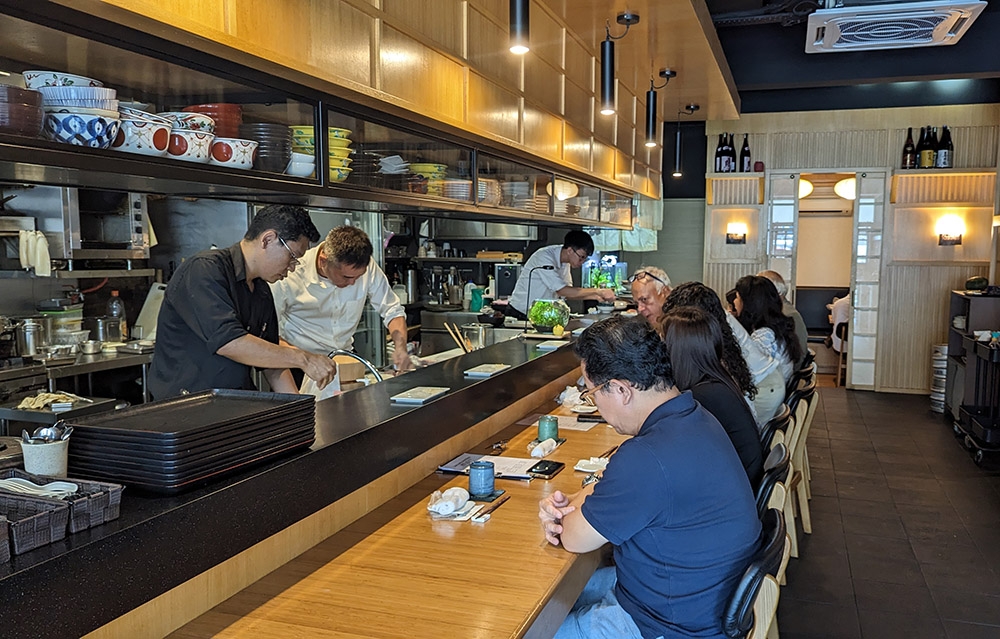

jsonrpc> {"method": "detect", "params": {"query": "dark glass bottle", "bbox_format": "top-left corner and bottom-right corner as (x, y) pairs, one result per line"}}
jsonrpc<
(739, 134), (752, 172)
(714, 134), (724, 173)
(918, 124), (935, 168)
(901, 127), (916, 170)
(935, 126), (954, 168)
(727, 133), (737, 172)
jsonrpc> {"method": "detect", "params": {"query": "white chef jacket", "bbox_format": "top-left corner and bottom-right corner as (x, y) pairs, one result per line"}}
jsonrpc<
(270, 246), (405, 396)
(829, 295), (851, 352)
(507, 245), (573, 315)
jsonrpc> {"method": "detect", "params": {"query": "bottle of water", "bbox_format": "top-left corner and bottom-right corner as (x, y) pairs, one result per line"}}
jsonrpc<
(107, 289), (128, 341)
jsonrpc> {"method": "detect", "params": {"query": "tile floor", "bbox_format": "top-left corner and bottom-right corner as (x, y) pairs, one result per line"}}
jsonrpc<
(779, 377), (1000, 639)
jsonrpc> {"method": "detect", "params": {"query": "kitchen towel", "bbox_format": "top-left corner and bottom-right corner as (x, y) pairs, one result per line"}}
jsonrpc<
(427, 486), (470, 515)
(32, 231), (51, 277)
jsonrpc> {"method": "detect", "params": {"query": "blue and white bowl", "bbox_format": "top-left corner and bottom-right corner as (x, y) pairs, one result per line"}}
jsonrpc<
(43, 111), (120, 149)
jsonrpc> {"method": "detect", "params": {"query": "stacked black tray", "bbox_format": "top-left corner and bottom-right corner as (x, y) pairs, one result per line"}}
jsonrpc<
(65, 389), (315, 494)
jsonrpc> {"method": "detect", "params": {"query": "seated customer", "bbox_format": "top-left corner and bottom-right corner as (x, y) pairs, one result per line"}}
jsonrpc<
(732, 275), (803, 423)
(628, 266), (671, 324)
(539, 315), (761, 639)
(829, 293), (851, 353)
(661, 306), (764, 489)
(662, 282), (758, 406)
(757, 269), (808, 367)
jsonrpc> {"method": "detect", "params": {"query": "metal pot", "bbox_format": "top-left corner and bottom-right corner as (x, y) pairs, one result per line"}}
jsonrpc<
(16, 317), (49, 357)
(84, 316), (122, 342)
(461, 323), (494, 351)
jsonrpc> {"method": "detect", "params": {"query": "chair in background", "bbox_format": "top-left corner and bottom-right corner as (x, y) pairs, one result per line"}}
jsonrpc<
(784, 377), (817, 420)
(756, 444), (790, 520)
(785, 362), (816, 398)
(786, 389), (819, 536)
(759, 404), (791, 450)
(722, 509), (788, 639)
(834, 322), (849, 387)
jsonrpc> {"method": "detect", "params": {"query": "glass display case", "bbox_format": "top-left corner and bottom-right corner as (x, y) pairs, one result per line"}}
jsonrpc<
(601, 192), (634, 226)
(477, 153), (551, 214)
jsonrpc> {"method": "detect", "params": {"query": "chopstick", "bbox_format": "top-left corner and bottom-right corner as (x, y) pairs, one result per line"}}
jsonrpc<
(596, 445), (620, 459)
(476, 493), (510, 518)
(444, 322), (469, 353)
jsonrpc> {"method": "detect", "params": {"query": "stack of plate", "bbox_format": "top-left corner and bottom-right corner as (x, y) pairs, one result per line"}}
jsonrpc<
(930, 344), (948, 413)
(239, 123), (292, 173)
(501, 181), (533, 209)
(478, 178), (502, 206)
(65, 389), (315, 494)
(442, 179), (472, 201)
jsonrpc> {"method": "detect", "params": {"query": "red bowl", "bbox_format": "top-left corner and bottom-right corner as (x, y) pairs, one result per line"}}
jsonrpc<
(0, 85), (42, 107)
(0, 102), (43, 136)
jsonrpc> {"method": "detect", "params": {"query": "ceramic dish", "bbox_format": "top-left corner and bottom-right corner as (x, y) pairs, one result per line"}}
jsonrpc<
(570, 404), (598, 414)
(574, 458), (609, 473)
(23, 70), (103, 88)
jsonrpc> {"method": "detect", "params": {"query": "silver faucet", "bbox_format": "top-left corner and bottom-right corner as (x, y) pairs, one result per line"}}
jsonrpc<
(327, 349), (384, 383)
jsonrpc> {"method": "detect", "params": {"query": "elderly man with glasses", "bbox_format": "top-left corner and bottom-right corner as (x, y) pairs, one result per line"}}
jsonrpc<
(149, 205), (337, 400)
(271, 225), (412, 399)
(539, 315), (760, 639)
(628, 266), (671, 325)
(505, 230), (615, 320)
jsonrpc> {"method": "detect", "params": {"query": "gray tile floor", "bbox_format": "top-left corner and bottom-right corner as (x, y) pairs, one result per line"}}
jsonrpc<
(779, 381), (1000, 639)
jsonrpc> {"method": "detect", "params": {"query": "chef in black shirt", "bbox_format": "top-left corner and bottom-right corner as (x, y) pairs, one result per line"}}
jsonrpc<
(149, 205), (337, 399)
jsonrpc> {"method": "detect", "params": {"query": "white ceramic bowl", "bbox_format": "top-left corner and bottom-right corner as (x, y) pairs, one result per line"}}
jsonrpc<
(43, 111), (120, 149)
(157, 111), (215, 133)
(43, 99), (119, 111)
(209, 137), (258, 169)
(119, 106), (171, 124)
(285, 161), (315, 177)
(289, 151), (313, 163)
(37, 86), (116, 101)
(110, 118), (170, 156)
(23, 70), (103, 89)
(167, 129), (215, 163)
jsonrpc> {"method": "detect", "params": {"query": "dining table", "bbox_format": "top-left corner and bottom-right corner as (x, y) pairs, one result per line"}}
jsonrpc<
(169, 402), (629, 639)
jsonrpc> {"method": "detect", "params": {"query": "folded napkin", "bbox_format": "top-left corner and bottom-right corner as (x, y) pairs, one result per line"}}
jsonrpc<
(427, 486), (470, 516)
(33, 231), (51, 277)
(18, 229), (29, 269)
(530, 438), (558, 458)
(559, 385), (584, 408)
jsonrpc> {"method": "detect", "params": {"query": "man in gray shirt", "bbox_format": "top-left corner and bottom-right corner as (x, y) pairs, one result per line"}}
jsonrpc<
(758, 269), (808, 367)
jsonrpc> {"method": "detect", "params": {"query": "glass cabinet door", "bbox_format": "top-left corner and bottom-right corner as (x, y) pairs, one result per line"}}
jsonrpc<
(847, 171), (885, 390)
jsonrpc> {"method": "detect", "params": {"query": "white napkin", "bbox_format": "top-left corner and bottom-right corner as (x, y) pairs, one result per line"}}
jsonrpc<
(427, 486), (470, 515)
(33, 231), (51, 277)
(530, 438), (558, 458)
(18, 229), (29, 269)
(558, 385), (584, 408)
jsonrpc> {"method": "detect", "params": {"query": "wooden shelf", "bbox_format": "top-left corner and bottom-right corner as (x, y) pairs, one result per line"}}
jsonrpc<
(706, 172), (765, 179)
(892, 168), (997, 177)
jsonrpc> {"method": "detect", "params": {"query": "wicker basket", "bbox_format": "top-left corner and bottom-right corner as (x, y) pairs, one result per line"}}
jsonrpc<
(0, 469), (122, 533)
(0, 493), (69, 554)
(0, 516), (9, 563)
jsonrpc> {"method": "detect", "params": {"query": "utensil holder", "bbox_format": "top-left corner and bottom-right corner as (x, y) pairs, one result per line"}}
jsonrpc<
(21, 439), (69, 477)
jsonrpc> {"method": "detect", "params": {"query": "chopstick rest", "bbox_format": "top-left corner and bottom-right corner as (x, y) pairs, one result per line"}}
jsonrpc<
(472, 493), (511, 523)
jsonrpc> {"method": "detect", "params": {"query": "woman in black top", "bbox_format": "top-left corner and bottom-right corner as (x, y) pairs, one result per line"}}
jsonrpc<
(660, 306), (765, 489)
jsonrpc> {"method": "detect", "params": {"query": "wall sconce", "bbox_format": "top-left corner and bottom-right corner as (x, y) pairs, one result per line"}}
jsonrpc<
(834, 177), (857, 200)
(600, 12), (640, 116)
(671, 104), (699, 178)
(726, 222), (748, 244)
(546, 179), (580, 201)
(936, 214), (965, 245)
(798, 179), (814, 199)
(644, 69), (676, 148)
(509, 0), (530, 54)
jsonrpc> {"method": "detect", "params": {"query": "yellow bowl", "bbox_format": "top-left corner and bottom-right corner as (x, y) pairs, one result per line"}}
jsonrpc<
(328, 136), (352, 148)
(328, 127), (352, 139)
(289, 125), (313, 136)
(329, 156), (353, 168)
(329, 166), (353, 182)
(328, 146), (352, 158)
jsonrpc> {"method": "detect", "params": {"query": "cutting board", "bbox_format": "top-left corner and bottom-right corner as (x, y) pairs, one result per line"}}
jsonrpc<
(133, 282), (167, 340)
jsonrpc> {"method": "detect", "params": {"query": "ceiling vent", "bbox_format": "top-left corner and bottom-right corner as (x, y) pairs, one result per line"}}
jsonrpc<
(805, 0), (986, 53)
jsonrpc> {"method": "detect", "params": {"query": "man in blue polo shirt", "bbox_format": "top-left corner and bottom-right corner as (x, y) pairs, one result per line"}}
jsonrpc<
(539, 315), (760, 639)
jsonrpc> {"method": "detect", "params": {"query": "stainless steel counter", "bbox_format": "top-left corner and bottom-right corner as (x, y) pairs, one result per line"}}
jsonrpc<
(44, 351), (152, 401)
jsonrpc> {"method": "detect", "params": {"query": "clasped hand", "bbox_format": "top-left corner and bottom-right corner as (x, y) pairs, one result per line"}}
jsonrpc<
(538, 490), (576, 546)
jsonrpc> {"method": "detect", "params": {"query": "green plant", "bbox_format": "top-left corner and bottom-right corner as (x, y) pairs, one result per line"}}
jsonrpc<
(528, 299), (570, 328)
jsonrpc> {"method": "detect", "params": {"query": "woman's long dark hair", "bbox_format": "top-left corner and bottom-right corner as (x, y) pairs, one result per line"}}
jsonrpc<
(661, 282), (757, 400)
(734, 275), (804, 365)
(661, 306), (744, 400)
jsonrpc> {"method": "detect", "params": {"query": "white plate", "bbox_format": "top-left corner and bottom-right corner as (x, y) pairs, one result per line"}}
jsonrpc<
(571, 404), (598, 414)
(574, 458), (609, 473)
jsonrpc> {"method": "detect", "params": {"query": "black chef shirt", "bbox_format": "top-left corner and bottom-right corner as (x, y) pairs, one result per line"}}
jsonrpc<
(148, 243), (279, 399)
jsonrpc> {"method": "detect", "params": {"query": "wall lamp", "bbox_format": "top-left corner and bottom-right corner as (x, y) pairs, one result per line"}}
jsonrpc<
(672, 104), (699, 178)
(726, 222), (748, 244)
(509, 0), (530, 54)
(644, 68), (676, 148)
(936, 214), (965, 245)
(600, 11), (640, 116)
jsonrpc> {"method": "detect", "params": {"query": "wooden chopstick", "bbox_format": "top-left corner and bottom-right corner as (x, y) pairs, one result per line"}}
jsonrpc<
(444, 322), (469, 353)
(596, 444), (619, 459)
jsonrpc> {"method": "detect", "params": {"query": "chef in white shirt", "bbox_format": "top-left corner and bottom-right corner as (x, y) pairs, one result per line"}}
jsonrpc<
(271, 225), (411, 398)
(505, 230), (615, 319)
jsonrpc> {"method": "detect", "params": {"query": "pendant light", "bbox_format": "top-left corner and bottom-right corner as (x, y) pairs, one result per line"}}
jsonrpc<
(600, 12), (640, 116)
(644, 69), (676, 148)
(671, 104), (699, 178)
(509, 0), (530, 55)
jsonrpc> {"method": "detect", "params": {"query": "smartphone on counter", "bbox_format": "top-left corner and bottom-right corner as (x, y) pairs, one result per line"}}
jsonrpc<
(528, 460), (565, 480)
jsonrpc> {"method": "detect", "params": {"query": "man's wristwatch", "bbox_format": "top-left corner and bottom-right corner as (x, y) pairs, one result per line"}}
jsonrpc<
(582, 473), (601, 487)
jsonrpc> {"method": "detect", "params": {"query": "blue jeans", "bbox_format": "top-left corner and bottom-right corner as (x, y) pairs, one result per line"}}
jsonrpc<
(554, 566), (649, 639)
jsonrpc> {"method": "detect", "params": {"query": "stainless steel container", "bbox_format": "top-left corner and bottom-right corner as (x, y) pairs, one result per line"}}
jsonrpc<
(461, 323), (494, 351)
(16, 317), (49, 357)
(85, 316), (122, 342)
(406, 269), (419, 304)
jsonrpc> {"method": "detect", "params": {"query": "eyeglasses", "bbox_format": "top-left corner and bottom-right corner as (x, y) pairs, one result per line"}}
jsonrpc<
(627, 270), (667, 287)
(573, 248), (590, 261)
(580, 380), (612, 405)
(278, 236), (302, 268)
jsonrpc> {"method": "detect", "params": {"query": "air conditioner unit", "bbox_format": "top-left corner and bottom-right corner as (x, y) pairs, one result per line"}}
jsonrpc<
(805, 0), (986, 53)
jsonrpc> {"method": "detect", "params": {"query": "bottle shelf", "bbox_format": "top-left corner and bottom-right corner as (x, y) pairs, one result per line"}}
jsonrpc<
(892, 168), (997, 177)
(706, 172), (765, 179)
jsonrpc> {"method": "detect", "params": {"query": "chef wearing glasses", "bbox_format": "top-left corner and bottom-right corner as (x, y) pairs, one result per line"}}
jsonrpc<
(628, 266), (672, 325)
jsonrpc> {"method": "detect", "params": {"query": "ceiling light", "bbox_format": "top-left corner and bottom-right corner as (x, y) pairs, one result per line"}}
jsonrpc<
(834, 177), (856, 200)
(600, 12), (640, 116)
(798, 179), (814, 199)
(671, 104), (699, 179)
(509, 0), (530, 55)
(644, 69), (676, 148)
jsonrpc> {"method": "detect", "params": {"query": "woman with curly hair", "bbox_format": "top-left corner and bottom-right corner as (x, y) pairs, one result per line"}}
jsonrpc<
(732, 275), (804, 423)
(660, 282), (757, 402)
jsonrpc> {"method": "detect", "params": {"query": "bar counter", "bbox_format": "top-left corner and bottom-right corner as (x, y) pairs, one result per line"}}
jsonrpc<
(0, 338), (581, 639)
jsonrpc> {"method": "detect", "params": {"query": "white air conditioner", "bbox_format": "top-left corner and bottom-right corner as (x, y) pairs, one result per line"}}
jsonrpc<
(805, 0), (986, 53)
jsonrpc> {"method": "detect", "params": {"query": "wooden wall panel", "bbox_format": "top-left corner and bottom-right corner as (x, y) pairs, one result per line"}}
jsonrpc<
(707, 207), (761, 261)
(380, 26), (465, 123)
(564, 79), (591, 132)
(531, 5), (564, 70)
(877, 264), (988, 392)
(564, 34), (592, 92)
(308, 1), (372, 86)
(467, 6), (520, 91)
(889, 207), (994, 263)
(593, 140), (615, 181)
(705, 262), (763, 301)
(564, 123), (592, 170)
(468, 72), (520, 141)
(594, 109), (615, 146)
(229, 0), (313, 64)
(615, 150), (633, 186)
(524, 57), (563, 116)
(770, 130), (890, 170)
(469, 0), (505, 25)
(523, 104), (562, 160)
(382, 0), (465, 58)
(99, 0), (228, 33)
(893, 173), (996, 204)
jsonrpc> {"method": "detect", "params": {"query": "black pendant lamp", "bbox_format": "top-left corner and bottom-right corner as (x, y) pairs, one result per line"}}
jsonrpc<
(645, 69), (676, 148)
(672, 104), (700, 178)
(509, 0), (529, 54)
(600, 12), (640, 116)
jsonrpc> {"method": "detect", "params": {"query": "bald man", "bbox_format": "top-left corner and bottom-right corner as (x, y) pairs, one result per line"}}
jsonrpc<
(628, 266), (671, 325)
